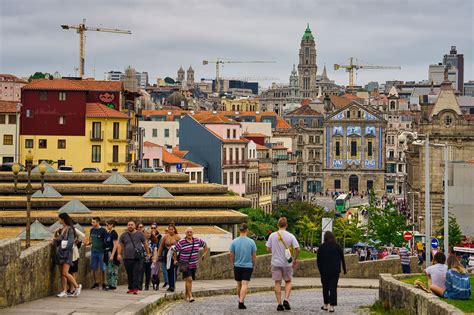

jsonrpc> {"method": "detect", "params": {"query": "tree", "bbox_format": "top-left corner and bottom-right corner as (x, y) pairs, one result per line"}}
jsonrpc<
(367, 202), (412, 247)
(435, 214), (462, 250)
(296, 215), (321, 247)
(239, 208), (277, 238)
(333, 216), (364, 248)
(28, 72), (51, 82)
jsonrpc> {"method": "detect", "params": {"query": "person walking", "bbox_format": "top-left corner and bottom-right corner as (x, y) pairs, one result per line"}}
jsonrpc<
(229, 223), (257, 310)
(317, 231), (347, 313)
(68, 222), (85, 295)
(266, 217), (300, 311)
(142, 228), (158, 290)
(104, 219), (119, 290)
(53, 213), (82, 297)
(118, 220), (150, 294)
(399, 246), (411, 274)
(89, 217), (107, 290)
(157, 224), (181, 292)
(173, 227), (208, 302)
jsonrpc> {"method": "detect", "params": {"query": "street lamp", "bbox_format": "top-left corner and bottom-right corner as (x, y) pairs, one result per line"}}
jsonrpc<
(12, 157), (46, 248)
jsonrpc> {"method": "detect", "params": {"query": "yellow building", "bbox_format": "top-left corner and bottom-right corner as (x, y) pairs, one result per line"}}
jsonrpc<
(221, 97), (260, 112)
(20, 103), (129, 172)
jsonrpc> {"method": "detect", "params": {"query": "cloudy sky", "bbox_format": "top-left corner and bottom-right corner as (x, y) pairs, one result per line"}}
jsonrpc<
(1, 0), (472, 87)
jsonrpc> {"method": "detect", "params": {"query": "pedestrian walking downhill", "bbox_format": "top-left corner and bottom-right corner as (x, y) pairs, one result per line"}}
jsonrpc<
(89, 217), (107, 290)
(158, 224), (181, 292)
(104, 219), (119, 290)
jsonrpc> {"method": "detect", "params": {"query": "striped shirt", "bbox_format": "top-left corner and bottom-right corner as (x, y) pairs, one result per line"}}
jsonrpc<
(175, 237), (206, 269)
(399, 247), (410, 265)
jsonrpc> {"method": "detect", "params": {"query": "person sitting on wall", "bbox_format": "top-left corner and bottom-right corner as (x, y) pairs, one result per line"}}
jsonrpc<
(430, 255), (471, 300)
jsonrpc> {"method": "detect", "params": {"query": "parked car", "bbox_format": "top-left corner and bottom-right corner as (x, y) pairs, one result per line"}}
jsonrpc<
(81, 167), (101, 173)
(0, 163), (25, 172)
(153, 167), (165, 173)
(141, 168), (157, 173)
(58, 166), (74, 173)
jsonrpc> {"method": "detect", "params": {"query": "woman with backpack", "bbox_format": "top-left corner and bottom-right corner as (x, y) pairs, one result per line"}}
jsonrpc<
(54, 213), (82, 297)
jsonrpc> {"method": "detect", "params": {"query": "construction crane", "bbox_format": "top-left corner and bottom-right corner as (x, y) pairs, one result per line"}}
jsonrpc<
(334, 57), (401, 87)
(61, 19), (131, 77)
(202, 59), (276, 93)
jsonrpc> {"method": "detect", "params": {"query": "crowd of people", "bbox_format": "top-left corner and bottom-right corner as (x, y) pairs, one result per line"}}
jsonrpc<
(53, 213), (470, 312)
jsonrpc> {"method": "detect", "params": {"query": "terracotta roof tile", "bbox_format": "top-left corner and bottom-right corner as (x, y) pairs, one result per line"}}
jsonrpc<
(22, 79), (122, 91)
(301, 99), (312, 106)
(193, 113), (240, 125)
(242, 132), (267, 137)
(272, 145), (288, 150)
(172, 147), (189, 158)
(78, 80), (123, 91)
(256, 143), (269, 150)
(0, 101), (19, 113)
(286, 105), (322, 116)
(142, 109), (188, 121)
(144, 141), (162, 147)
(86, 103), (129, 119)
(162, 150), (202, 168)
(0, 74), (28, 84)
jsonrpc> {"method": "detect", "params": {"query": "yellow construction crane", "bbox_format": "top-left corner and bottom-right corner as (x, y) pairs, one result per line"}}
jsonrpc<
(202, 59), (276, 93)
(61, 19), (131, 78)
(334, 57), (401, 87)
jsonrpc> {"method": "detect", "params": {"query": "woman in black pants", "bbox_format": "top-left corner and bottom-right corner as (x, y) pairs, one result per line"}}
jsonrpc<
(317, 231), (347, 312)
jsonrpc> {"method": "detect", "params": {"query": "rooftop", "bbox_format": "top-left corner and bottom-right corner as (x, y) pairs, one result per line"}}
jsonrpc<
(22, 79), (123, 91)
(86, 103), (129, 119)
(0, 101), (19, 113)
(0, 74), (28, 84)
(286, 105), (322, 116)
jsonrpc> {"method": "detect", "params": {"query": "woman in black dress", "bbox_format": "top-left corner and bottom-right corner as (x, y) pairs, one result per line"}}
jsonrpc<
(317, 231), (346, 312)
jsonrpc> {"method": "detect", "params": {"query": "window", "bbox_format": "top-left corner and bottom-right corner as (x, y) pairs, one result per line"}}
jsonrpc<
(351, 141), (357, 157)
(358, 111), (361, 118)
(236, 171), (240, 184)
(242, 148), (245, 161)
(3, 135), (13, 145)
(113, 145), (119, 163)
(0, 115), (5, 124)
(58, 116), (65, 125)
(444, 114), (453, 126)
(367, 180), (374, 190)
(223, 172), (227, 185)
(227, 129), (230, 139)
(298, 135), (303, 143)
(92, 122), (102, 139)
(39, 91), (48, 101)
(92, 145), (101, 162)
(233, 129), (236, 139)
(389, 150), (394, 159)
(242, 171), (245, 184)
(152, 128), (157, 137)
(229, 172), (234, 185)
(390, 101), (395, 110)
(235, 148), (239, 162)
(315, 136), (320, 144)
(112, 122), (120, 139)
(315, 150), (320, 160)
(335, 141), (340, 157)
(176, 129), (179, 138)
(38, 139), (47, 148)
(164, 129), (169, 138)
(191, 172), (196, 181)
(26, 109), (33, 118)
(346, 111), (351, 118)
(25, 139), (33, 148)
(57, 160), (65, 167)
(335, 179), (341, 189)
(57, 139), (66, 149)
(153, 159), (160, 167)
(305, 47), (309, 58)
(143, 159), (150, 168)
(197, 172), (202, 183)
(8, 115), (16, 124)
(59, 92), (66, 101)
(398, 164), (403, 172)
(368, 141), (373, 157)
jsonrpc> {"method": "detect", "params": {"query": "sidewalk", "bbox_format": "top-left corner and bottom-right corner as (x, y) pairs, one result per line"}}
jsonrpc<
(1, 278), (378, 315)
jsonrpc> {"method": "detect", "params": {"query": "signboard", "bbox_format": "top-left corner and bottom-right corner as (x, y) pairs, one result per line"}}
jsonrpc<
(403, 231), (413, 241)
(431, 238), (439, 249)
(321, 217), (333, 242)
(176, 163), (182, 170)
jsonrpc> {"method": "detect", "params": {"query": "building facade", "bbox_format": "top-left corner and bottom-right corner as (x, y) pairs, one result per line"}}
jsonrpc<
(323, 101), (387, 195)
(0, 74), (27, 102)
(298, 24), (318, 99)
(0, 101), (19, 164)
(443, 46), (464, 94)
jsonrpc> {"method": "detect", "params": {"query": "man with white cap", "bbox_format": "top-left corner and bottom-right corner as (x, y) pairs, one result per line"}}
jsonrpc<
(173, 227), (208, 302)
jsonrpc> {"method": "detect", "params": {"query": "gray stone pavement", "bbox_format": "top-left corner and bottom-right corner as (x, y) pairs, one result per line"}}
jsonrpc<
(159, 288), (378, 315)
(0, 278), (378, 315)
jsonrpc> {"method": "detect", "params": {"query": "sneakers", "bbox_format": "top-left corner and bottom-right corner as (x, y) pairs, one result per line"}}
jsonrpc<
(102, 283), (107, 290)
(57, 291), (68, 298)
(91, 283), (99, 289)
(167, 287), (175, 292)
(162, 282), (168, 288)
(133, 289), (138, 295)
(277, 304), (284, 311)
(73, 284), (82, 297)
(127, 289), (133, 294)
(238, 302), (247, 309)
(283, 300), (291, 310)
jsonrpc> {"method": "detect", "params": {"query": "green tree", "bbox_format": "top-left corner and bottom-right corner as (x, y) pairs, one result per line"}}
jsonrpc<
(296, 214), (321, 246)
(435, 214), (462, 250)
(239, 208), (277, 238)
(28, 72), (51, 81)
(367, 202), (412, 247)
(333, 216), (364, 248)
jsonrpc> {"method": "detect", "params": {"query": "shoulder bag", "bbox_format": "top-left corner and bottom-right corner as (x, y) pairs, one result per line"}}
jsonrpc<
(127, 232), (145, 260)
(276, 231), (293, 263)
(178, 238), (195, 273)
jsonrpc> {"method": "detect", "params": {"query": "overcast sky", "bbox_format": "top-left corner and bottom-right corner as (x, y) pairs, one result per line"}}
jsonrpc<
(1, 0), (472, 87)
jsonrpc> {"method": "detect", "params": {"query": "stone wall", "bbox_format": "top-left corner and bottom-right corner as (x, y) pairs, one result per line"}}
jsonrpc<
(379, 273), (463, 315)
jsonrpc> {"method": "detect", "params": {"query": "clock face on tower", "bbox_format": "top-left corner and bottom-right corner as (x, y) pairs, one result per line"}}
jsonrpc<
(304, 69), (310, 76)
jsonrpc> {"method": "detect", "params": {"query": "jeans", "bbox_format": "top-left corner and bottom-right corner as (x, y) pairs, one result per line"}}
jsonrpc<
(162, 261), (169, 284)
(124, 259), (142, 290)
(143, 261), (152, 287)
(321, 274), (339, 306)
(167, 265), (177, 289)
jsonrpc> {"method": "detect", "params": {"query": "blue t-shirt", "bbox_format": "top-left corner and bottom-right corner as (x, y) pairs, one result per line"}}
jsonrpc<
(229, 236), (257, 268)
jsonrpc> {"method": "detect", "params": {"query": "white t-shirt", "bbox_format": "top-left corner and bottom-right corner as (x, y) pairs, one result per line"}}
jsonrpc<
(266, 229), (300, 267)
(425, 263), (448, 289)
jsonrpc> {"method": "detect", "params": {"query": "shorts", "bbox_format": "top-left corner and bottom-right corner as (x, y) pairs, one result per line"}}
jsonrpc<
(234, 266), (253, 282)
(182, 268), (196, 280)
(271, 265), (293, 282)
(91, 251), (106, 271)
(69, 259), (79, 273)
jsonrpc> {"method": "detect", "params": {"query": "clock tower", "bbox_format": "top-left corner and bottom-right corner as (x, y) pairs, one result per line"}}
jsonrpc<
(298, 24), (318, 99)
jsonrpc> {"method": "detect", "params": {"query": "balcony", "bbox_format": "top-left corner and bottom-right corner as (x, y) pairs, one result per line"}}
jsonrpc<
(90, 131), (104, 141)
(222, 160), (249, 168)
(246, 185), (259, 194)
(108, 132), (127, 143)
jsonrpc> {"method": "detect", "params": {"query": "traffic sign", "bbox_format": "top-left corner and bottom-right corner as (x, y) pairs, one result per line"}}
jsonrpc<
(431, 238), (439, 249)
(403, 231), (413, 241)
(176, 163), (182, 170)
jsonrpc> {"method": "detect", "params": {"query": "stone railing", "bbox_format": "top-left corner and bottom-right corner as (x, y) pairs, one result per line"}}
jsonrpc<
(379, 273), (463, 315)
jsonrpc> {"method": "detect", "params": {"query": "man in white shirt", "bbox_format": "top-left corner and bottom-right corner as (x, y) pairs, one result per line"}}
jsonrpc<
(266, 217), (300, 312)
(425, 252), (448, 291)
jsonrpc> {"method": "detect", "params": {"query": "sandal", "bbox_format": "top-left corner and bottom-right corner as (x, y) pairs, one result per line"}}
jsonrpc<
(321, 306), (328, 311)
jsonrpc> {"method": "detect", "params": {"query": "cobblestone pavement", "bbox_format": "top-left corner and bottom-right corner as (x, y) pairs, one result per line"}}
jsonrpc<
(160, 288), (378, 315)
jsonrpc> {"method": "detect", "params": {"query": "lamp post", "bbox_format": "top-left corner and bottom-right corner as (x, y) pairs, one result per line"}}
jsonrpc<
(12, 157), (46, 248)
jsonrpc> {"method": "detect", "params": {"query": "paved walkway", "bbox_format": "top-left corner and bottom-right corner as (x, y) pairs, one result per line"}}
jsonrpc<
(1, 278), (378, 315)
(159, 288), (378, 315)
